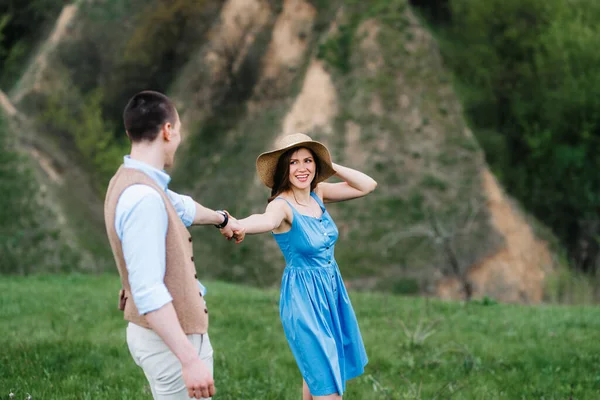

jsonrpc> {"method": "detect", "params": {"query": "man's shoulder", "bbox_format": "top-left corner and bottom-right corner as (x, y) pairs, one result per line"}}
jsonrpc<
(114, 185), (169, 239)
(117, 184), (165, 213)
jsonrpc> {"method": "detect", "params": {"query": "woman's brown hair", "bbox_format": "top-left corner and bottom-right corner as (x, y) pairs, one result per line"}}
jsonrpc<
(267, 147), (321, 203)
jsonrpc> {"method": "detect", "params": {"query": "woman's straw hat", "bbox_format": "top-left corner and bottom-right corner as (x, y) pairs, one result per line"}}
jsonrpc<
(256, 133), (336, 188)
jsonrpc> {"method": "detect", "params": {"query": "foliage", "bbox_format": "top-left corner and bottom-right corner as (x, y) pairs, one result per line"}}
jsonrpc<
(0, 115), (45, 274)
(317, 19), (357, 74)
(0, 0), (64, 89)
(408, 0), (450, 24)
(2, 275), (600, 398)
(317, 0), (408, 73)
(415, 0), (600, 271)
(57, 0), (217, 135)
(544, 265), (600, 304)
(0, 115), (80, 274)
(313, 0), (493, 292)
(38, 85), (127, 194)
(3, 0), (581, 302)
(29, 0), (221, 195)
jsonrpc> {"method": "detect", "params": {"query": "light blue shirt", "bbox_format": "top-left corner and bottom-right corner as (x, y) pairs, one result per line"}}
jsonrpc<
(115, 156), (206, 315)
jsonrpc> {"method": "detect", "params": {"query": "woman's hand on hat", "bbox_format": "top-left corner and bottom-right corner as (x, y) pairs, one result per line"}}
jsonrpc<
(332, 162), (340, 173)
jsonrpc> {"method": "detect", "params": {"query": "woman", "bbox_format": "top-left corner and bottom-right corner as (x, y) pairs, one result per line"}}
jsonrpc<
(231, 133), (377, 399)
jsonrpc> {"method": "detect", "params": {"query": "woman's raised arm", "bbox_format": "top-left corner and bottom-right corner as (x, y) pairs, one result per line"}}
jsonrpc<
(316, 162), (377, 203)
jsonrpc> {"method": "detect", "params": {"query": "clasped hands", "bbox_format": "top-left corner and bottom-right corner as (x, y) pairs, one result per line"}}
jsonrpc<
(219, 211), (245, 244)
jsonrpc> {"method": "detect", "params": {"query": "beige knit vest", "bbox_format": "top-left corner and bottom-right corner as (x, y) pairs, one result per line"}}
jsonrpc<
(104, 166), (208, 334)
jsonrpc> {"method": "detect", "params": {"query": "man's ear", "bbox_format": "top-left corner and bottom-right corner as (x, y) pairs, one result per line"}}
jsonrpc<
(162, 122), (172, 142)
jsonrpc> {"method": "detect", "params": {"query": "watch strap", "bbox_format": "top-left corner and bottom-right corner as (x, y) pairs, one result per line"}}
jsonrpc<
(214, 210), (228, 229)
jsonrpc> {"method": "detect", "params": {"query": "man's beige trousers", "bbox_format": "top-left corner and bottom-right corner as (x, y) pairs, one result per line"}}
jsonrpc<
(126, 323), (214, 400)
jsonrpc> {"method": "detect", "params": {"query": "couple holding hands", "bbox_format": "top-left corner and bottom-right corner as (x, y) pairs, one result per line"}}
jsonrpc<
(104, 91), (377, 400)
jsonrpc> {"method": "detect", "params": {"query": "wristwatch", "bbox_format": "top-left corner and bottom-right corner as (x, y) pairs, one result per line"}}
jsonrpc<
(214, 210), (229, 229)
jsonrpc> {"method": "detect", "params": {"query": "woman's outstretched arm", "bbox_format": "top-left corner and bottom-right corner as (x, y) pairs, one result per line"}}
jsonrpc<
(316, 162), (377, 203)
(229, 199), (290, 236)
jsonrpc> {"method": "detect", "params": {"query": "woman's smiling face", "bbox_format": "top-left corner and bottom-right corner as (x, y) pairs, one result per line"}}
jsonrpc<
(288, 147), (316, 190)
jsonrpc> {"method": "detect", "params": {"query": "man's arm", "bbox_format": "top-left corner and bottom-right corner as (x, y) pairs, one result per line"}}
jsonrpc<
(145, 304), (215, 398)
(166, 189), (244, 241)
(193, 202), (230, 225)
(194, 202), (246, 243)
(117, 187), (172, 313)
(117, 188), (214, 399)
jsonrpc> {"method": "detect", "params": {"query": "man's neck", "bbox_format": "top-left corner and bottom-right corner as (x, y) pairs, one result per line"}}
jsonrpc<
(130, 143), (165, 171)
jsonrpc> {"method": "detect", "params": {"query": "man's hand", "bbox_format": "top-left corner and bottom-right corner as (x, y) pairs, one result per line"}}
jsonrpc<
(181, 357), (215, 399)
(219, 224), (235, 240)
(145, 304), (216, 399)
(220, 212), (246, 244)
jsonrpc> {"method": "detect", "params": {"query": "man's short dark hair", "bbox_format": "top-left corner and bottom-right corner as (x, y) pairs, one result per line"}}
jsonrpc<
(123, 91), (178, 142)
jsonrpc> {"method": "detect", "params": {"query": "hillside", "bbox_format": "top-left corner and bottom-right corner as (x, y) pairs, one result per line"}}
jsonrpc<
(411, 0), (600, 275)
(1, 0), (558, 302)
(1, 275), (600, 399)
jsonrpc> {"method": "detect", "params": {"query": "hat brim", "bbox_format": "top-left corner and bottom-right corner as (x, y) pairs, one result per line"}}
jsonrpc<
(256, 140), (336, 188)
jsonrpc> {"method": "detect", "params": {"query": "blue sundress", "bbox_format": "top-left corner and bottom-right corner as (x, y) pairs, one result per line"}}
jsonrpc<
(273, 192), (368, 396)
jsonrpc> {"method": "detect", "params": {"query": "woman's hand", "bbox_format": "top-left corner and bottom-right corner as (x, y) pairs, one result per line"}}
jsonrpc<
(220, 212), (246, 244)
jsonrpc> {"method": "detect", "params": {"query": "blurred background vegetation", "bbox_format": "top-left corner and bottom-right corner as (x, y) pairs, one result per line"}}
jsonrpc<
(412, 0), (600, 274)
(1, 0), (600, 303)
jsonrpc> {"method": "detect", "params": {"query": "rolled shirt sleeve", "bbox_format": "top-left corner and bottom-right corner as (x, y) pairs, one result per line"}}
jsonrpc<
(167, 189), (207, 296)
(116, 186), (172, 314)
(167, 189), (197, 227)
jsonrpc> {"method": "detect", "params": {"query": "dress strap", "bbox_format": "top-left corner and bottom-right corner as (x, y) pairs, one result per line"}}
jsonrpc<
(272, 197), (298, 214)
(273, 196), (293, 208)
(310, 191), (326, 212)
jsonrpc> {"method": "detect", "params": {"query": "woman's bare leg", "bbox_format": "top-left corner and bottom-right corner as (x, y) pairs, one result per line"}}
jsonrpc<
(313, 394), (342, 400)
(303, 380), (312, 400)
(303, 380), (342, 400)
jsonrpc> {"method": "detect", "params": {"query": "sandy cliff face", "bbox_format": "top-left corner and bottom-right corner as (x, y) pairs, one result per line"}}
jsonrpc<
(4, 0), (554, 301)
(437, 169), (552, 303)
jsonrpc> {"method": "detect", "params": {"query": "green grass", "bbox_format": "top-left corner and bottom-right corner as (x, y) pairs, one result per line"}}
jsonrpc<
(2, 275), (600, 399)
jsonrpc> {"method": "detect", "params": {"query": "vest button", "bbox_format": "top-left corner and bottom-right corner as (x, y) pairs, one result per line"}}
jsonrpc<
(191, 256), (194, 262)
(189, 237), (192, 242)
(204, 308), (208, 314)
(194, 274), (197, 279)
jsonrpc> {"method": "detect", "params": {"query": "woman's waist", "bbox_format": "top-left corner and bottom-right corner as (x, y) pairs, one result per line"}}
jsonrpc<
(283, 260), (338, 271)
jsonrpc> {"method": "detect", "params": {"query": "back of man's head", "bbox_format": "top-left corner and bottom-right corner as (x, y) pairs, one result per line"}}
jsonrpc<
(123, 91), (177, 142)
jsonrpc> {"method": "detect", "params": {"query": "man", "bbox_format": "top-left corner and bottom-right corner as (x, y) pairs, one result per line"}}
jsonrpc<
(104, 90), (244, 399)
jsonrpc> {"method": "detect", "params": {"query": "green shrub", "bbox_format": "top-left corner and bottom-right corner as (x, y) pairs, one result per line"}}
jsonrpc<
(0, 114), (80, 274)
(417, 0), (600, 271)
(544, 265), (599, 304)
(0, 0), (65, 89)
(317, 21), (357, 74)
(317, 0), (408, 73)
(57, 0), (215, 132)
(39, 85), (127, 194)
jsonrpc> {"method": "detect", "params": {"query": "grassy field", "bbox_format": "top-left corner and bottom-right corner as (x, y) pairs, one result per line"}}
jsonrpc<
(1, 275), (600, 399)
